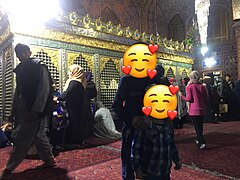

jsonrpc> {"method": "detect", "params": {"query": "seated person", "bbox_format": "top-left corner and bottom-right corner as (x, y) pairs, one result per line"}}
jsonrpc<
(93, 101), (121, 139)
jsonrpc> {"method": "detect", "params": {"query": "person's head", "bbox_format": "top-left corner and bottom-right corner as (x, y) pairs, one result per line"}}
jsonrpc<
(225, 74), (231, 82)
(203, 76), (211, 84)
(155, 64), (165, 77)
(183, 77), (190, 86)
(15, 43), (32, 62)
(95, 101), (105, 110)
(189, 70), (200, 83)
(84, 71), (92, 82)
(68, 64), (84, 78)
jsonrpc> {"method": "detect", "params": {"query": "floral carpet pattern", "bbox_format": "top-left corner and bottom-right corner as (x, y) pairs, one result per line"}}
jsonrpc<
(0, 121), (239, 179)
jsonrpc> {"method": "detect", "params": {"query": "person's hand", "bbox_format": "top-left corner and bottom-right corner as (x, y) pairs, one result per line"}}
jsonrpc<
(174, 161), (182, 170)
(135, 169), (145, 180)
(132, 116), (150, 129)
(1, 122), (13, 131)
(53, 96), (58, 102)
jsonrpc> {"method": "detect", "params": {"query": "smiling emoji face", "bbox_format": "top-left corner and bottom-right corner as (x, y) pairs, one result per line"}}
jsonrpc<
(143, 85), (178, 119)
(123, 43), (157, 78)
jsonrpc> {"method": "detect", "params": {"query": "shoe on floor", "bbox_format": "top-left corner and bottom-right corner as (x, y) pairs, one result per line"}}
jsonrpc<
(199, 144), (206, 149)
(36, 158), (56, 169)
(0, 169), (12, 180)
(195, 140), (200, 144)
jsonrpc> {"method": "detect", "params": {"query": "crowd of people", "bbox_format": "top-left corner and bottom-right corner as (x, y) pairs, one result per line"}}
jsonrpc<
(0, 44), (121, 179)
(0, 42), (239, 179)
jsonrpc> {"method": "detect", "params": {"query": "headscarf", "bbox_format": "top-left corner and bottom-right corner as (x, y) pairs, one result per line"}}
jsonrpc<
(84, 71), (92, 82)
(63, 64), (87, 91)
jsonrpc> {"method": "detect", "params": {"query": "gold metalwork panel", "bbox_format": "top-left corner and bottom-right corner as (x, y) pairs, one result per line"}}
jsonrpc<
(164, 65), (176, 78)
(31, 47), (59, 70)
(178, 67), (190, 78)
(100, 58), (120, 108)
(100, 56), (121, 74)
(158, 53), (193, 64)
(67, 52), (93, 71)
(15, 30), (128, 53)
(31, 47), (60, 90)
(0, 25), (11, 45)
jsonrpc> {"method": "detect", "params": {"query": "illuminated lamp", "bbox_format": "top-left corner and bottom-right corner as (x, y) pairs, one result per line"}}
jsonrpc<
(201, 46), (208, 56)
(203, 57), (216, 67)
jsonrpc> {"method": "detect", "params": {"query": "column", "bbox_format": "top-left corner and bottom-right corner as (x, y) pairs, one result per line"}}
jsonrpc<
(232, 0), (240, 79)
(233, 22), (240, 80)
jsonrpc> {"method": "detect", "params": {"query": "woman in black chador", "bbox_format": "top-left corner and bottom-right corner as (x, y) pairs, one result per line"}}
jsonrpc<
(56, 64), (88, 144)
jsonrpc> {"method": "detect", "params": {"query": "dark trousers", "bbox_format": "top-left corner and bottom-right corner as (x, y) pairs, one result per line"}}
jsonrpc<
(143, 173), (170, 180)
(121, 127), (135, 180)
(191, 115), (205, 144)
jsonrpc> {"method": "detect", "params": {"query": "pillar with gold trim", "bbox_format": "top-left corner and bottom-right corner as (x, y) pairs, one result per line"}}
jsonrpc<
(232, 0), (240, 80)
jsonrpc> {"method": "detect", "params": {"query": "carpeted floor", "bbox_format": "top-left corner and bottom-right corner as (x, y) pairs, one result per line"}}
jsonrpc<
(175, 121), (240, 179)
(0, 121), (239, 179)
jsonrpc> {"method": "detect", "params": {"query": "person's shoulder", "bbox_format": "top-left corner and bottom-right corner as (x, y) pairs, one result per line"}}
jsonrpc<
(119, 75), (133, 83)
(29, 58), (41, 64)
(120, 75), (131, 80)
(70, 80), (84, 87)
(29, 58), (48, 69)
(187, 83), (193, 87)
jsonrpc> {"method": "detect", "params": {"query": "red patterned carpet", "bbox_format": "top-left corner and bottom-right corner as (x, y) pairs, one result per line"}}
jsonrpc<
(174, 121), (240, 179)
(0, 121), (239, 179)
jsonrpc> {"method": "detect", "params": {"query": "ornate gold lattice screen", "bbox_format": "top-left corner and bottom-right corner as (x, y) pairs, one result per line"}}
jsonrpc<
(73, 54), (92, 72)
(100, 58), (120, 109)
(31, 48), (60, 90)
(166, 67), (176, 78)
(67, 52), (94, 76)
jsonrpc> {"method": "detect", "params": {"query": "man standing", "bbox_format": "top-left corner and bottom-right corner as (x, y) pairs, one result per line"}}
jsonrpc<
(0, 43), (55, 179)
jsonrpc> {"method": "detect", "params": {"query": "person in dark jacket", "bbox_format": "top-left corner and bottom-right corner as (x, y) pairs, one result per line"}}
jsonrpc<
(152, 64), (170, 86)
(113, 75), (152, 180)
(220, 74), (237, 120)
(55, 64), (88, 144)
(84, 71), (97, 133)
(0, 44), (55, 179)
(84, 71), (97, 100)
(113, 62), (171, 179)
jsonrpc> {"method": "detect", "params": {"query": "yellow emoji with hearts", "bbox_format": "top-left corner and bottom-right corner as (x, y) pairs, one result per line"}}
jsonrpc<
(142, 84), (178, 120)
(122, 43), (158, 78)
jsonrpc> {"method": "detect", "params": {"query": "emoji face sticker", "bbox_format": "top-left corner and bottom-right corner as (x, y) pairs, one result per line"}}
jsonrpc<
(143, 85), (178, 119)
(122, 43), (158, 78)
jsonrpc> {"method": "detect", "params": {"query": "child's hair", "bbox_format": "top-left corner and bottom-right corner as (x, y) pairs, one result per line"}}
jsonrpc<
(132, 42), (148, 45)
(225, 73), (231, 78)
